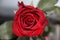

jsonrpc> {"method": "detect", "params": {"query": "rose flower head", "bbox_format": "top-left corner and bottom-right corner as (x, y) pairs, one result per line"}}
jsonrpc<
(12, 2), (48, 37)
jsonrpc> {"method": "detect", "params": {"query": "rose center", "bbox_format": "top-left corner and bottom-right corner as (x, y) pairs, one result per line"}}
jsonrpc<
(25, 16), (34, 26)
(27, 18), (33, 23)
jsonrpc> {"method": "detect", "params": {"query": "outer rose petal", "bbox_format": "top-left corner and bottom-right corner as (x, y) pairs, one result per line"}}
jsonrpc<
(12, 22), (24, 36)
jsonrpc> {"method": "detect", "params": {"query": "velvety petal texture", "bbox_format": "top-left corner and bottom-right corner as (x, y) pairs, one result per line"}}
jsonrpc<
(12, 2), (48, 37)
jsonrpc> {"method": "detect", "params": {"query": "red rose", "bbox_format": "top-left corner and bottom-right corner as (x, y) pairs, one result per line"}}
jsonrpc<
(12, 2), (48, 37)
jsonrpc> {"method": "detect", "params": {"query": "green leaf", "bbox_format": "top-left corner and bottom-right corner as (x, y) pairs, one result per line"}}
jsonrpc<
(42, 25), (51, 37)
(0, 21), (13, 39)
(38, 0), (57, 11)
(7, 21), (12, 35)
(55, 7), (60, 20)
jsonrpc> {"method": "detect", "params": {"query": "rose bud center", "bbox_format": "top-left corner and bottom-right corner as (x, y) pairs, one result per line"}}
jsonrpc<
(24, 15), (35, 26)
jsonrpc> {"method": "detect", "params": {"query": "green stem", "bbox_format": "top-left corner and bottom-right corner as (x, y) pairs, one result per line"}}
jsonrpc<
(40, 36), (45, 40)
(32, 36), (37, 40)
(17, 36), (30, 40)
